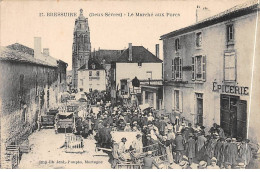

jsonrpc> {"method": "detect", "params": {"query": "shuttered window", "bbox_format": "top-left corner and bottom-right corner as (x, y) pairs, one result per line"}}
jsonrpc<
(172, 57), (182, 80)
(191, 55), (206, 81)
(224, 52), (236, 81)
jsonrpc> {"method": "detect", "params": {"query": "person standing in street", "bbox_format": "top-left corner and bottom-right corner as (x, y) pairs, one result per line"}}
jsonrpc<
(186, 133), (196, 165)
(174, 131), (185, 164)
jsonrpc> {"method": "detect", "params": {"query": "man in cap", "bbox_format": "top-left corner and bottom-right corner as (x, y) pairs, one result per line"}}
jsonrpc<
(207, 157), (220, 169)
(174, 131), (185, 163)
(186, 133), (196, 165)
(142, 151), (160, 169)
(197, 161), (207, 169)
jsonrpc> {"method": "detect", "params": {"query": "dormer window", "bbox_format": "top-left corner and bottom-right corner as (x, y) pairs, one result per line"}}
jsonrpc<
(196, 32), (202, 47)
(175, 38), (180, 51)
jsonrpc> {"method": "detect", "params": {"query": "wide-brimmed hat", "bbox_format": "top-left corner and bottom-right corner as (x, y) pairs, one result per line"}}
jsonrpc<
(179, 161), (187, 166)
(232, 138), (237, 141)
(121, 137), (127, 142)
(147, 151), (152, 155)
(136, 134), (141, 138)
(198, 161), (207, 168)
(211, 157), (217, 162)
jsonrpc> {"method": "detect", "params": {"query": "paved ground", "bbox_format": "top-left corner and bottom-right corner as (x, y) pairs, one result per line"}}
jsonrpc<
(18, 129), (111, 169)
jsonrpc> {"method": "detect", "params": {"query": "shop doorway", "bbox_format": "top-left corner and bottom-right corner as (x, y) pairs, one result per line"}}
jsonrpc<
(220, 94), (247, 139)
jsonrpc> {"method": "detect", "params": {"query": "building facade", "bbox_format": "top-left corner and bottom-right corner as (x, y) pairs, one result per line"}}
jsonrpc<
(110, 43), (163, 107)
(161, 0), (260, 142)
(72, 9), (91, 89)
(0, 40), (67, 158)
(78, 58), (106, 93)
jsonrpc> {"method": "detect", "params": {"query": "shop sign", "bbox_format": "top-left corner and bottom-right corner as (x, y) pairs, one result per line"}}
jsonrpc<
(212, 82), (249, 95)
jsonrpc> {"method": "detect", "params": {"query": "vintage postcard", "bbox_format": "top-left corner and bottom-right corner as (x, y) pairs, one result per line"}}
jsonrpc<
(0, 0), (259, 169)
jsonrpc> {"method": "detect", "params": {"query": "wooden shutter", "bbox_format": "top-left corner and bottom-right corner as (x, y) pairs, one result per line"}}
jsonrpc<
(179, 58), (182, 79)
(180, 91), (183, 113)
(192, 57), (195, 81)
(172, 90), (175, 111)
(172, 59), (175, 80)
(202, 55), (206, 81)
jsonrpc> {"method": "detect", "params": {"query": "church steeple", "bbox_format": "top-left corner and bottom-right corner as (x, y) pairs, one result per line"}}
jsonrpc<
(72, 9), (91, 89)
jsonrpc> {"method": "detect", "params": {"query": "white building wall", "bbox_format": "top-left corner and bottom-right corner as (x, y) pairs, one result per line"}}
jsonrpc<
(116, 62), (162, 89)
(78, 69), (106, 93)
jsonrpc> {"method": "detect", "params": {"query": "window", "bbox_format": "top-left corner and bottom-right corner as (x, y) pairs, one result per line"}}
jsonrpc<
(146, 71), (152, 80)
(196, 32), (202, 47)
(192, 55), (206, 81)
(138, 62), (142, 67)
(175, 38), (180, 51)
(172, 90), (183, 112)
(96, 71), (100, 76)
(89, 71), (92, 76)
(227, 24), (234, 42)
(224, 52), (236, 81)
(175, 90), (180, 111)
(172, 57), (182, 80)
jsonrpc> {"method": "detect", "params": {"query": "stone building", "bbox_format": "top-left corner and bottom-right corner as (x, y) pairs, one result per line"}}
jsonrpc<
(161, 0), (260, 142)
(72, 9), (91, 89)
(77, 58), (106, 93)
(0, 39), (67, 159)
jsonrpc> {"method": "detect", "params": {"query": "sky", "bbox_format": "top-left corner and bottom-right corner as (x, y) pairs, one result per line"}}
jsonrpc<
(0, 0), (248, 70)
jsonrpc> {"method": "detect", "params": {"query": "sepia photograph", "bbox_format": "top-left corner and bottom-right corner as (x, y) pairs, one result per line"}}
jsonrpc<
(0, 0), (259, 169)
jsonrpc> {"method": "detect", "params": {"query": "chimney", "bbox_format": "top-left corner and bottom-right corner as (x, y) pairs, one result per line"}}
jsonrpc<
(43, 48), (49, 56)
(196, 6), (211, 22)
(34, 37), (41, 59)
(128, 43), (132, 61)
(155, 44), (159, 58)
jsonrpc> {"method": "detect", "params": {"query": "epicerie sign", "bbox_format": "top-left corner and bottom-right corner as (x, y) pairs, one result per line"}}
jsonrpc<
(212, 82), (249, 95)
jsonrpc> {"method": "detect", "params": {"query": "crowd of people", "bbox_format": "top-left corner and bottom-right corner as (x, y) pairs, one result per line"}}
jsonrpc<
(71, 92), (259, 169)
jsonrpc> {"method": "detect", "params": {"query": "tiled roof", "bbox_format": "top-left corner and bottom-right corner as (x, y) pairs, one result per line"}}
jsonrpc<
(161, 0), (259, 39)
(78, 58), (104, 70)
(114, 46), (162, 63)
(1, 43), (67, 67)
(93, 49), (123, 64)
(0, 46), (57, 67)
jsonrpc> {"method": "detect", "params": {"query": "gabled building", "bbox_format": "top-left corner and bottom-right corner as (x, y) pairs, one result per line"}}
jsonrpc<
(78, 58), (106, 93)
(110, 43), (163, 108)
(161, 0), (260, 142)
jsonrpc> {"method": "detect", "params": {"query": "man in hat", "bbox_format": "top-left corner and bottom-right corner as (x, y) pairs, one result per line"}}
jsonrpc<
(124, 123), (132, 132)
(229, 138), (238, 166)
(239, 139), (252, 167)
(224, 162), (232, 169)
(118, 137), (130, 161)
(196, 132), (207, 161)
(215, 137), (225, 168)
(142, 151), (160, 169)
(206, 134), (218, 164)
(174, 131), (185, 163)
(197, 161), (207, 169)
(207, 157), (220, 169)
(186, 133), (196, 165)
(224, 138), (232, 165)
(130, 134), (143, 159)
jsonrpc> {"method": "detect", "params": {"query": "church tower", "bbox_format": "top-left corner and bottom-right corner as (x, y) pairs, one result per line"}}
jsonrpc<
(72, 9), (91, 89)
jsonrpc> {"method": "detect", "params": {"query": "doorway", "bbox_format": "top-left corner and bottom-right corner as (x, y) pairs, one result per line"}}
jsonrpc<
(220, 94), (247, 139)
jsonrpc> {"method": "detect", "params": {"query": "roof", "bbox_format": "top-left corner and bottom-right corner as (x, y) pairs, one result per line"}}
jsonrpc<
(1, 43), (67, 67)
(160, 0), (259, 40)
(114, 46), (162, 63)
(93, 49), (123, 64)
(78, 58), (104, 70)
(0, 46), (57, 67)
